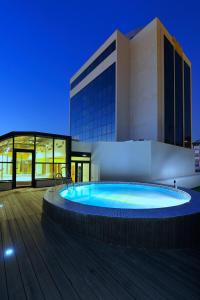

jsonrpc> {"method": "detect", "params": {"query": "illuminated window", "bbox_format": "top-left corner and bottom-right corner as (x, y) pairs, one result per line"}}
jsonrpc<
(71, 156), (90, 162)
(0, 163), (12, 180)
(35, 163), (53, 179)
(14, 136), (34, 149)
(36, 137), (53, 163)
(54, 163), (67, 177)
(0, 139), (13, 162)
(54, 139), (66, 163)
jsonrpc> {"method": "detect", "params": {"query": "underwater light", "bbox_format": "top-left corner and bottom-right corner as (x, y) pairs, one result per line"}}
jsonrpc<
(0, 204), (4, 208)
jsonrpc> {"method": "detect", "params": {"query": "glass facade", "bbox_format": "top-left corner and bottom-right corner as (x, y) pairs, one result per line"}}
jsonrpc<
(71, 154), (91, 182)
(70, 63), (116, 142)
(184, 62), (192, 148)
(175, 51), (183, 146)
(0, 138), (13, 180)
(14, 136), (34, 149)
(164, 36), (191, 148)
(164, 36), (175, 145)
(70, 41), (116, 90)
(0, 133), (70, 187)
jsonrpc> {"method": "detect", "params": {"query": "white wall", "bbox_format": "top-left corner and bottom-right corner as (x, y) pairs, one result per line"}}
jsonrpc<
(129, 19), (158, 141)
(150, 141), (195, 180)
(91, 141), (152, 181)
(90, 141), (196, 185)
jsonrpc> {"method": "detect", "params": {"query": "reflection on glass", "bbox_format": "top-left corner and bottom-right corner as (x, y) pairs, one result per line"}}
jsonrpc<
(54, 139), (66, 163)
(14, 136), (34, 150)
(16, 152), (32, 186)
(36, 137), (53, 163)
(35, 163), (53, 178)
(70, 63), (115, 142)
(82, 163), (89, 182)
(0, 163), (12, 180)
(0, 139), (13, 162)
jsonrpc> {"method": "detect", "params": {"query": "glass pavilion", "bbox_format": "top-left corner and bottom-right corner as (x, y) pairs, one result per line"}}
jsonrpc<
(0, 131), (72, 188)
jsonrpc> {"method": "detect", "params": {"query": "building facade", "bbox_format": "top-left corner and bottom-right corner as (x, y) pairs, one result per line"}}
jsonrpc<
(193, 141), (200, 172)
(70, 18), (192, 147)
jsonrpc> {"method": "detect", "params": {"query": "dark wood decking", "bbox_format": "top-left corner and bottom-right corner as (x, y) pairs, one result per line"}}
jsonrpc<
(0, 188), (200, 300)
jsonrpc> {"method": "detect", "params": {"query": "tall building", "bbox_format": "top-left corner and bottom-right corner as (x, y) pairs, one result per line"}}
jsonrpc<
(70, 18), (192, 147)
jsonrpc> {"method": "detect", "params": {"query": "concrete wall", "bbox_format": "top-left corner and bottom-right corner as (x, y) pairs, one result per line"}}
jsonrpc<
(90, 141), (196, 185)
(116, 31), (130, 141)
(91, 141), (152, 181)
(151, 141), (195, 180)
(129, 19), (158, 141)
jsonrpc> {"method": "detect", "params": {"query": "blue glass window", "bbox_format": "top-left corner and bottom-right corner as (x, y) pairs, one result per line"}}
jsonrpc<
(175, 51), (183, 146)
(70, 63), (116, 142)
(71, 41), (116, 90)
(184, 62), (191, 148)
(164, 36), (175, 145)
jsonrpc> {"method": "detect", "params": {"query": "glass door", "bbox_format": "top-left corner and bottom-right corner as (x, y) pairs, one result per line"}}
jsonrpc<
(77, 163), (82, 182)
(16, 151), (33, 187)
(70, 161), (90, 182)
(82, 163), (90, 182)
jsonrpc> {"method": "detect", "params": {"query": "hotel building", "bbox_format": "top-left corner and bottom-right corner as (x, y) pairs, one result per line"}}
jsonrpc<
(1, 18), (198, 190)
(70, 18), (192, 148)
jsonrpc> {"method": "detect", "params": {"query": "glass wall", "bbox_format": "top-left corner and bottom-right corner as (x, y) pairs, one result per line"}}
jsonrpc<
(164, 36), (192, 148)
(71, 41), (116, 90)
(175, 51), (183, 146)
(70, 63), (116, 142)
(0, 138), (13, 180)
(0, 133), (70, 185)
(14, 136), (34, 149)
(71, 154), (91, 182)
(164, 36), (175, 145)
(184, 62), (192, 148)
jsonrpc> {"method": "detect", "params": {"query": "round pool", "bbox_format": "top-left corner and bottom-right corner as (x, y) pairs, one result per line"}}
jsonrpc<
(43, 182), (200, 248)
(60, 183), (191, 209)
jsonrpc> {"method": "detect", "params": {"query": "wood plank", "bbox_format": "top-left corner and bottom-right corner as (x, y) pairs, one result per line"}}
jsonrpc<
(0, 188), (200, 300)
(7, 218), (44, 300)
(20, 215), (81, 300)
(1, 221), (27, 300)
(0, 223), (8, 300)
(14, 216), (63, 300)
(36, 214), (137, 300)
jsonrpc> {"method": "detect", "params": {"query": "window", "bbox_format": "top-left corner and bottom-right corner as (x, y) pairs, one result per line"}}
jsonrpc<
(54, 139), (66, 163)
(70, 63), (116, 142)
(184, 62), (191, 148)
(175, 51), (183, 146)
(0, 138), (13, 181)
(35, 137), (53, 179)
(164, 36), (175, 145)
(54, 163), (67, 177)
(71, 156), (90, 161)
(0, 138), (13, 162)
(35, 163), (53, 179)
(0, 163), (12, 180)
(71, 41), (116, 89)
(36, 137), (53, 163)
(14, 136), (34, 149)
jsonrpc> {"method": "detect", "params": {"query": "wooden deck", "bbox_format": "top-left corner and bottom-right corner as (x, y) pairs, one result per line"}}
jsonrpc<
(0, 188), (200, 300)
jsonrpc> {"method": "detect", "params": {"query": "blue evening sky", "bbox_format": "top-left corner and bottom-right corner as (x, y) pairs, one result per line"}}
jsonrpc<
(0, 0), (199, 139)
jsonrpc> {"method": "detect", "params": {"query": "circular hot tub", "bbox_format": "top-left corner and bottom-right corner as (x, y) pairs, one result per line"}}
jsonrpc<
(43, 182), (200, 248)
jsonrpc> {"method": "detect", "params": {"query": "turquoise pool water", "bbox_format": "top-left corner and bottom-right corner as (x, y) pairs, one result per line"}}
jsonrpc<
(60, 183), (191, 209)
